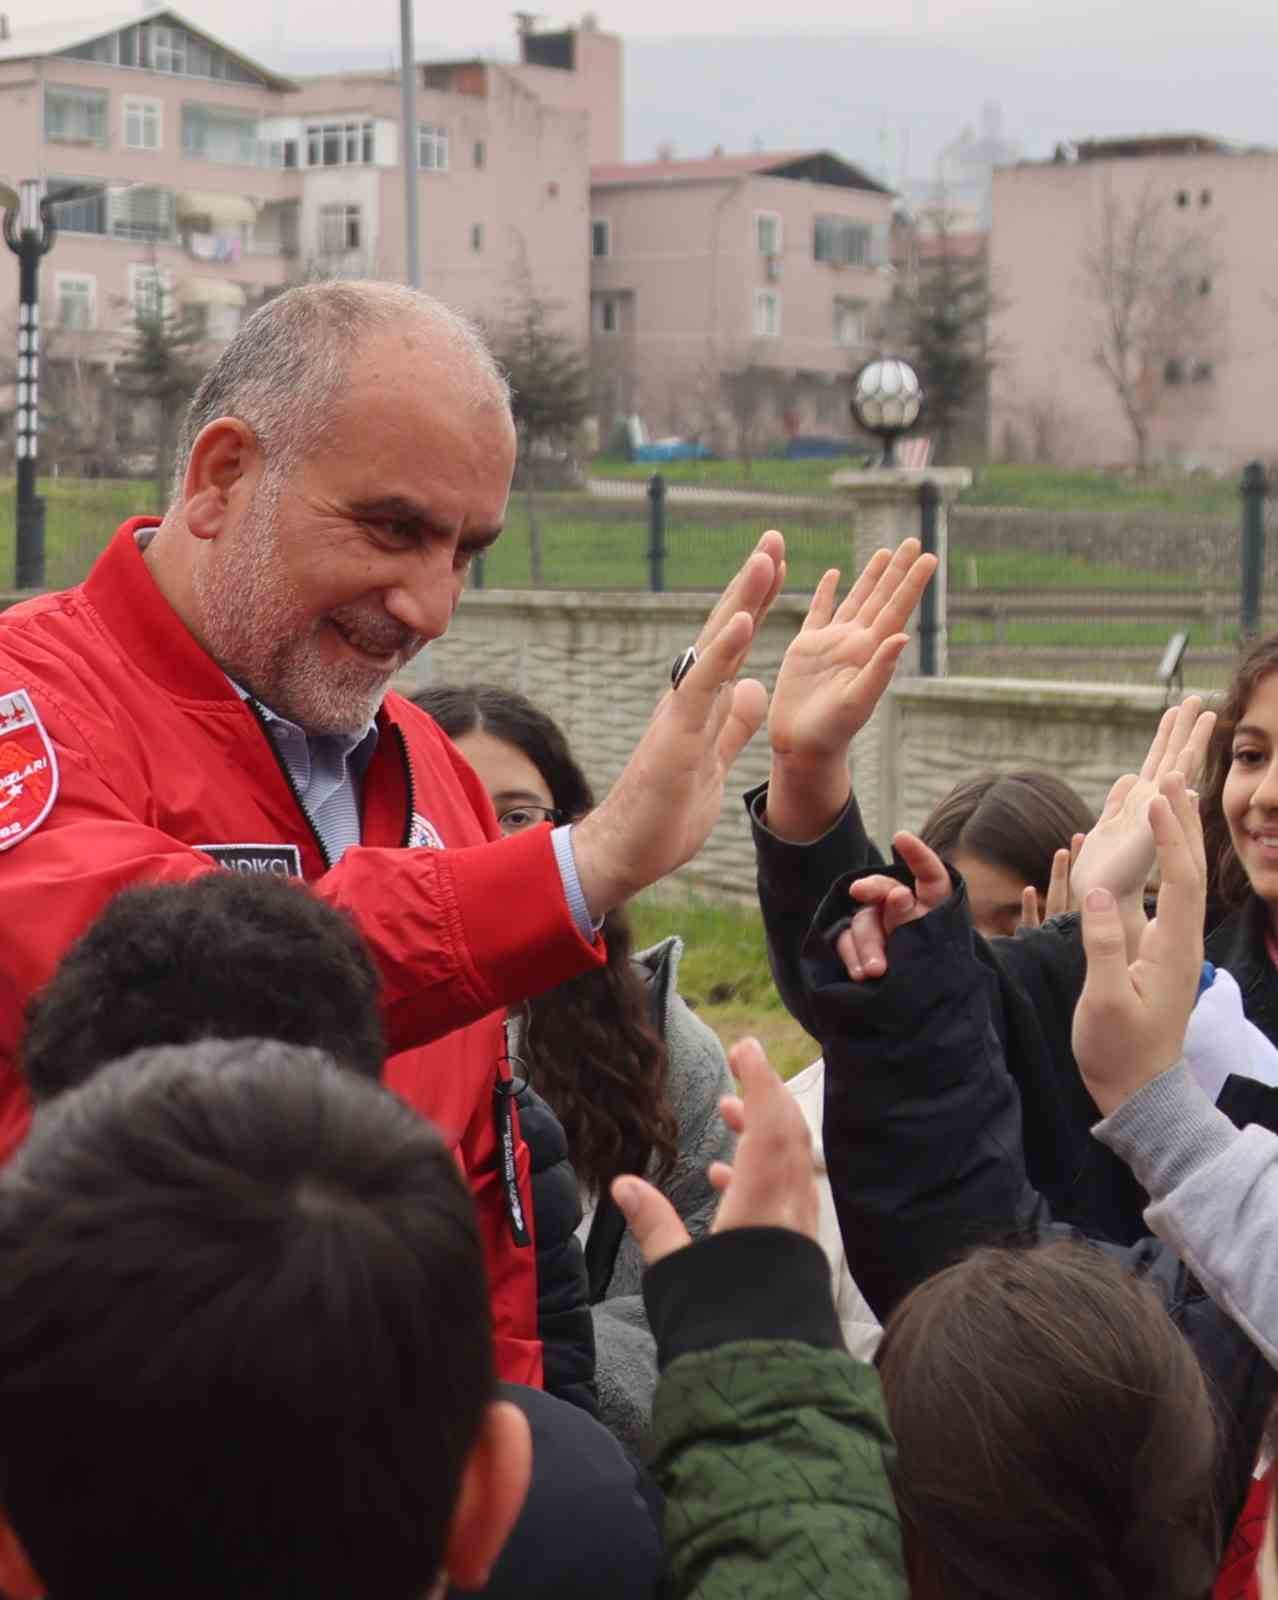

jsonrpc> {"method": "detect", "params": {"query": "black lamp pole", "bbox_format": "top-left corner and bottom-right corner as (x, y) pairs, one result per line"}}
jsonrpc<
(3, 180), (55, 589)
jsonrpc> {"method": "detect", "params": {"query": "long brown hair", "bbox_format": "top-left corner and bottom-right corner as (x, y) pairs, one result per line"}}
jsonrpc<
(412, 683), (679, 1194)
(1202, 635), (1278, 911)
(876, 1241), (1219, 1600)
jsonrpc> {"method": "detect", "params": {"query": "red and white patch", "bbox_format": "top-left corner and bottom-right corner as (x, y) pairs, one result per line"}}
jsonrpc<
(0, 690), (58, 852)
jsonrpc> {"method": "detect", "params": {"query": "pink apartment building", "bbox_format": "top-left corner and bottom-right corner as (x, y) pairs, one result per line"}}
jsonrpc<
(990, 134), (1278, 470)
(0, 6), (612, 466)
(588, 150), (895, 448)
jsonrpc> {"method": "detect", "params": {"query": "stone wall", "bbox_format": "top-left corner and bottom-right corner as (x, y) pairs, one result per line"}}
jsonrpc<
(400, 590), (1198, 896)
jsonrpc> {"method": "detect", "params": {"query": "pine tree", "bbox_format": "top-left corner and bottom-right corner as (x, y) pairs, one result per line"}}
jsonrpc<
(113, 267), (208, 506)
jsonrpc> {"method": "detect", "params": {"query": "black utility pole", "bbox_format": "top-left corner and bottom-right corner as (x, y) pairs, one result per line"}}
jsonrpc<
(3, 180), (55, 589)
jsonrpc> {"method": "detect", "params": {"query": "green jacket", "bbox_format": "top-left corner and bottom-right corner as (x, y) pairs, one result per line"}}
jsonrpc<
(645, 1229), (906, 1600)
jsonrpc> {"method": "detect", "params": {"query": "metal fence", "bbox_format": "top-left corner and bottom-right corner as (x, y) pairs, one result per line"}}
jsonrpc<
(946, 465), (1272, 689)
(472, 476), (860, 597)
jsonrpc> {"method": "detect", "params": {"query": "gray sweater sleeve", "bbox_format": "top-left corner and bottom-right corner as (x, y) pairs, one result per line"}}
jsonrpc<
(1094, 1061), (1278, 1369)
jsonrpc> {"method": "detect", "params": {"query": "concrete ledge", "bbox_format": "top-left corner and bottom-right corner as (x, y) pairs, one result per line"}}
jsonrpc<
(892, 674), (1208, 716)
(455, 588), (813, 621)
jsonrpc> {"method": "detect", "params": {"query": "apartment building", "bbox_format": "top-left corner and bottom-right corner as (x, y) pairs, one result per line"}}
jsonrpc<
(0, 7), (610, 465)
(990, 134), (1278, 470)
(589, 150), (894, 448)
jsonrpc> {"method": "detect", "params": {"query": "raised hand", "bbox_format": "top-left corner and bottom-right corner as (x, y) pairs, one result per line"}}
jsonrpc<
(573, 534), (784, 917)
(1070, 698), (1215, 957)
(612, 1037), (818, 1267)
(1018, 833), (1083, 930)
(835, 831), (952, 981)
(1073, 772), (1207, 1116)
(765, 539), (937, 842)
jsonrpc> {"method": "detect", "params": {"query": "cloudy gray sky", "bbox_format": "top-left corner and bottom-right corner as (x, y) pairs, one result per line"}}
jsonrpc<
(30, 0), (1278, 178)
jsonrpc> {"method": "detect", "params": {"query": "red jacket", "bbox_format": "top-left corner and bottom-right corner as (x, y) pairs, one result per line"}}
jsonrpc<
(0, 520), (606, 1386)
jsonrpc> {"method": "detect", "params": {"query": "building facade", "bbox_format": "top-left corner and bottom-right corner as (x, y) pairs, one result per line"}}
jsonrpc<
(588, 150), (894, 450)
(0, 7), (610, 469)
(990, 134), (1278, 471)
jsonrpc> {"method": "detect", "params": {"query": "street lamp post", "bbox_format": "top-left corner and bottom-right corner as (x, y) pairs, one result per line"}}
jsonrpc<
(1, 179), (54, 589)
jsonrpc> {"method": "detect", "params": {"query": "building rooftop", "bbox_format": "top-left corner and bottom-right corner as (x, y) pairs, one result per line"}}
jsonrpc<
(0, 6), (296, 91)
(591, 149), (891, 194)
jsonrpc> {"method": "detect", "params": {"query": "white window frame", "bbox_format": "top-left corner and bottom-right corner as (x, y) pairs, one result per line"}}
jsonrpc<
(754, 210), (782, 255)
(305, 120), (374, 168)
(593, 296), (619, 335)
(54, 272), (97, 331)
(150, 23), (187, 74)
(318, 202), (361, 256)
(833, 297), (867, 349)
(417, 124), (449, 172)
(753, 288), (780, 339)
(127, 263), (168, 320)
(44, 85), (108, 147)
(123, 96), (162, 152)
(591, 217), (611, 259)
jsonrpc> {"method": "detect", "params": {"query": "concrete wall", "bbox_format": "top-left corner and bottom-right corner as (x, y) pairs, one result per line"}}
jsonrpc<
(398, 589), (1183, 896)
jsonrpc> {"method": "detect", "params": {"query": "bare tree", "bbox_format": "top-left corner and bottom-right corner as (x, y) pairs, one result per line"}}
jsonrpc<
(1085, 184), (1220, 470)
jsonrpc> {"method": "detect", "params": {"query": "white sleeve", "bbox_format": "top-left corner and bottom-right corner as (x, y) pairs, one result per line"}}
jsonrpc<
(1183, 967), (1278, 1102)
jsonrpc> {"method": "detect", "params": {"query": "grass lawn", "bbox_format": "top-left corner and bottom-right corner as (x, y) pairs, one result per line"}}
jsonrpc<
(592, 457), (1241, 518)
(0, 476), (163, 593)
(628, 890), (818, 1081)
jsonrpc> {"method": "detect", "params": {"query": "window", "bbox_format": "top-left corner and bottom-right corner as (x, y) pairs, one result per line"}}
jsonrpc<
(833, 297), (867, 348)
(755, 210), (781, 255)
(128, 263), (167, 320)
(471, 223), (484, 253)
(473, 139), (486, 170)
(591, 218), (610, 258)
(418, 125), (449, 171)
(111, 186), (175, 241)
(319, 203), (361, 255)
(305, 121), (374, 167)
(754, 289), (780, 338)
(1164, 357), (1185, 385)
(44, 86), (107, 147)
(1191, 359), (1215, 382)
(123, 97), (162, 151)
(1201, 189), (1213, 207)
(814, 216), (871, 266)
(149, 23), (187, 73)
(55, 273), (96, 330)
(1175, 190), (1190, 208)
(183, 106), (259, 165)
(593, 296), (619, 335)
(46, 178), (107, 235)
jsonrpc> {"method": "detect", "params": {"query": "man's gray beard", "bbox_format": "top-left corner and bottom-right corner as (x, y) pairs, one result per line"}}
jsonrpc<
(193, 498), (394, 735)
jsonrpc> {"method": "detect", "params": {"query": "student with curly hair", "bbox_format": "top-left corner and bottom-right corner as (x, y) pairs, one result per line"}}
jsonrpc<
(416, 684), (734, 1449)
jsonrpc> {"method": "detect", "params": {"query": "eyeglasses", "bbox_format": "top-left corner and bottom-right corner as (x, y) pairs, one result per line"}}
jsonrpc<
(496, 804), (562, 836)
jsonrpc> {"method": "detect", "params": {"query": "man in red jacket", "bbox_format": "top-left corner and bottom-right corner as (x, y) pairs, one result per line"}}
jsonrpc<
(0, 279), (782, 1387)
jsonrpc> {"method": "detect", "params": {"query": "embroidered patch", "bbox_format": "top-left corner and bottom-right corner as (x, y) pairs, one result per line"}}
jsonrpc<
(0, 690), (59, 852)
(196, 843), (303, 877)
(407, 812), (445, 850)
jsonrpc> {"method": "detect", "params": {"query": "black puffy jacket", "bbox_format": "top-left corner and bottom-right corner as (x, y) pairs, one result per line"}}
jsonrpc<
(513, 1079), (598, 1418)
(796, 859), (1275, 1547)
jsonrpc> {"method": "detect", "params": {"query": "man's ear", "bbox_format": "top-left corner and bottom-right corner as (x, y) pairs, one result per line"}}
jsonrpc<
(0, 1510), (43, 1600)
(441, 1398), (531, 1591)
(183, 417), (262, 542)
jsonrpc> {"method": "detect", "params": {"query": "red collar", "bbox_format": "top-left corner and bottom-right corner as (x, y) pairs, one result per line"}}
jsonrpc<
(82, 519), (249, 703)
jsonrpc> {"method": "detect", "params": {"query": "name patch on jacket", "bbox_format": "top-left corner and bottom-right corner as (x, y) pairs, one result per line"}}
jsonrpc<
(0, 689), (59, 853)
(197, 843), (303, 877)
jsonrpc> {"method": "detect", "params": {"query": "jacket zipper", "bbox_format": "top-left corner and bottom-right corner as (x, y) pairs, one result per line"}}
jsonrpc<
(244, 697), (333, 873)
(392, 723), (416, 848)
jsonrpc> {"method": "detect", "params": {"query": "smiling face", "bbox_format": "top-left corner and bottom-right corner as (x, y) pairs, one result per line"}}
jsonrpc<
(193, 329), (515, 734)
(1222, 672), (1278, 915)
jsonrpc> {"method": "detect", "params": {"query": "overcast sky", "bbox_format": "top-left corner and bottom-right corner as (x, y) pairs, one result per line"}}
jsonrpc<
(28, 0), (1278, 176)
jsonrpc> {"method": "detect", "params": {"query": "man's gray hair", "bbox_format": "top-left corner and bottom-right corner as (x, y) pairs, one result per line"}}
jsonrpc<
(173, 280), (511, 498)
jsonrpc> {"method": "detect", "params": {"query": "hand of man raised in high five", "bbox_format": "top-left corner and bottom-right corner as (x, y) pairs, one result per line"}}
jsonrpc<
(573, 531), (785, 918)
